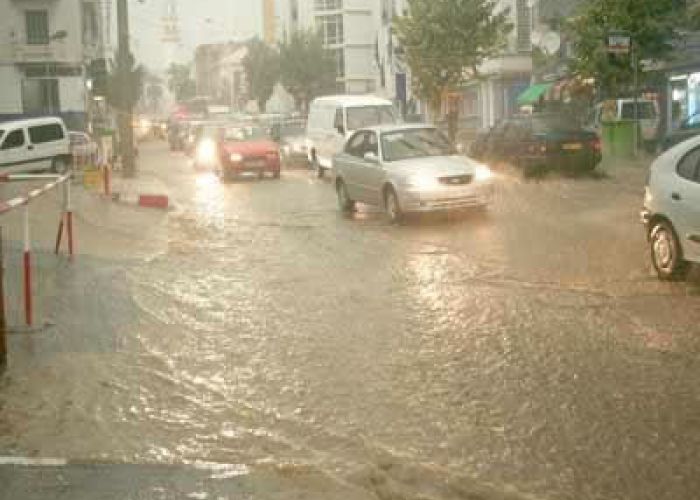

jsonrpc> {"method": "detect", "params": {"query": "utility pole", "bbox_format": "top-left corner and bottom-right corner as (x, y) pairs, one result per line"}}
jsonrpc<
(1, 228), (7, 371)
(117, 0), (136, 177)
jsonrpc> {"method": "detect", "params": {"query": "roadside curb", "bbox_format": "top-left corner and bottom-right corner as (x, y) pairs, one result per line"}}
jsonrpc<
(110, 191), (171, 210)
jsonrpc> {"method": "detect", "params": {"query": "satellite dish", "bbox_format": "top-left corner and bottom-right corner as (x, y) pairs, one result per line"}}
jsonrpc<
(542, 32), (561, 55)
(531, 29), (543, 47)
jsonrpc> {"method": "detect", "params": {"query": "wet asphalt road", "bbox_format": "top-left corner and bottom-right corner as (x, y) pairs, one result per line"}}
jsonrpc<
(1, 142), (700, 500)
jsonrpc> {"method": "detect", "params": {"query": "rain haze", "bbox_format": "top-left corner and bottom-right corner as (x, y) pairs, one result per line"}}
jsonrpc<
(2, 1), (700, 500)
(129, 0), (263, 72)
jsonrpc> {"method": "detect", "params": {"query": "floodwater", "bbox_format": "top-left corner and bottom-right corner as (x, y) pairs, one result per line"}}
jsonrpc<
(1, 143), (699, 500)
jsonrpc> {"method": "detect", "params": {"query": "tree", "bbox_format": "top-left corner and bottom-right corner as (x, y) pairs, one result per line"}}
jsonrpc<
(106, 49), (144, 112)
(279, 30), (337, 113)
(242, 39), (280, 112)
(166, 63), (197, 102)
(569, 0), (681, 97)
(394, 0), (512, 126)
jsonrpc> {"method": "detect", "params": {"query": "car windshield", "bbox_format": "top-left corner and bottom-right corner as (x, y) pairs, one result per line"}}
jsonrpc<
(382, 128), (452, 162)
(223, 126), (267, 141)
(346, 106), (397, 131)
(621, 102), (657, 119)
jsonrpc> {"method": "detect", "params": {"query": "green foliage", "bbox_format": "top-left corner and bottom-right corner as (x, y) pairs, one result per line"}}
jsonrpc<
(394, 0), (512, 116)
(106, 50), (144, 111)
(166, 63), (197, 102)
(243, 39), (281, 112)
(279, 30), (337, 112)
(569, 0), (681, 96)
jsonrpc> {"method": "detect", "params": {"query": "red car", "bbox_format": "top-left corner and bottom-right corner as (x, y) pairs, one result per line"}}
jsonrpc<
(216, 126), (281, 181)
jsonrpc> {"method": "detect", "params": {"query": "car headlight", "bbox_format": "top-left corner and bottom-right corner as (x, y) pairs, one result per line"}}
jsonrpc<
(196, 139), (217, 163)
(406, 174), (440, 190)
(474, 164), (493, 182)
(229, 153), (243, 162)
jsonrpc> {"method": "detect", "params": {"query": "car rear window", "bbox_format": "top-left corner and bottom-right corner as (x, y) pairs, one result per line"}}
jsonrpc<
(531, 116), (583, 133)
(621, 102), (657, 120)
(29, 123), (65, 144)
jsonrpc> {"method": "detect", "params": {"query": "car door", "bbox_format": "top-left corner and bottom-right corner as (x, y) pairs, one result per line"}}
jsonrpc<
(336, 131), (368, 200)
(353, 131), (385, 206)
(0, 128), (30, 174)
(674, 148), (700, 261)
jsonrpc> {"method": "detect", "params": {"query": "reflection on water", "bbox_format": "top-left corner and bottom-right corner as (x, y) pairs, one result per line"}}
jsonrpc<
(194, 173), (225, 227)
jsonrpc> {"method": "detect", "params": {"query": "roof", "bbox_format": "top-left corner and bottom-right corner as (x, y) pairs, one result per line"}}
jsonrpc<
(0, 116), (66, 128)
(362, 123), (436, 134)
(311, 95), (394, 107)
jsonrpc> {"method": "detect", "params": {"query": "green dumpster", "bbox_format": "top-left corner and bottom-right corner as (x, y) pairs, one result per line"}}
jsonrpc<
(602, 120), (636, 159)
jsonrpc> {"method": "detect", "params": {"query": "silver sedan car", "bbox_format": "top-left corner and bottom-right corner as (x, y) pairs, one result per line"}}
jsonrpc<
(332, 124), (494, 222)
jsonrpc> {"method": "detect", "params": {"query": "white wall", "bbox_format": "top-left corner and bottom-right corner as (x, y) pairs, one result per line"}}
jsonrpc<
(0, 65), (23, 114)
(60, 76), (86, 112)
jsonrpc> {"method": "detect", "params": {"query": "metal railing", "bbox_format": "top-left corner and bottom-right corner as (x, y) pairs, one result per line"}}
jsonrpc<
(0, 173), (74, 340)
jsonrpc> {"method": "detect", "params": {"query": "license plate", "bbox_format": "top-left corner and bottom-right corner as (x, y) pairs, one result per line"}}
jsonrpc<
(246, 159), (266, 168)
(562, 143), (583, 151)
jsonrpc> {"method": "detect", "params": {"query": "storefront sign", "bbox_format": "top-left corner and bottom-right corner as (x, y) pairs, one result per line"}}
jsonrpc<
(607, 33), (631, 54)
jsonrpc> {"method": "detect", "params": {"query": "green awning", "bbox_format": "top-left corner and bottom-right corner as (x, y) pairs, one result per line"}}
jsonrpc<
(517, 83), (553, 105)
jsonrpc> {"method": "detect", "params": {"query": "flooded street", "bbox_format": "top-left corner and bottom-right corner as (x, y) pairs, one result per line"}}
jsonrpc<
(2, 142), (700, 500)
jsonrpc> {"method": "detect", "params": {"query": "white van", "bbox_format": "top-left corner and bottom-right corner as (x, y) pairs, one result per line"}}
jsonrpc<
(591, 99), (660, 149)
(306, 95), (398, 177)
(0, 117), (71, 174)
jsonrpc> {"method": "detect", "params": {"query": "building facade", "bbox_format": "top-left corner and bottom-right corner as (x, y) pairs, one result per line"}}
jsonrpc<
(194, 42), (249, 111)
(278, 0), (384, 95)
(0, 0), (111, 130)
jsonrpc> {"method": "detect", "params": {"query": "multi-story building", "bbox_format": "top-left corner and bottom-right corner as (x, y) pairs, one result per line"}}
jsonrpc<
(278, 0), (382, 94)
(194, 42), (249, 110)
(0, 0), (111, 130)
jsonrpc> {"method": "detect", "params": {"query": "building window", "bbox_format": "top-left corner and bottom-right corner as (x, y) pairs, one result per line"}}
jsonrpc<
(22, 79), (60, 114)
(333, 48), (345, 78)
(82, 2), (100, 46)
(317, 14), (343, 45)
(314, 0), (342, 11)
(25, 10), (49, 45)
(516, 0), (531, 52)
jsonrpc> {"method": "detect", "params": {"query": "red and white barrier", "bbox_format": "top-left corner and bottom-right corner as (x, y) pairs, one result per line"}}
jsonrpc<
(0, 173), (73, 327)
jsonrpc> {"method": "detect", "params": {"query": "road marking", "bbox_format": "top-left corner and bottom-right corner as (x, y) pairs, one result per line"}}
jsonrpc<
(0, 456), (67, 466)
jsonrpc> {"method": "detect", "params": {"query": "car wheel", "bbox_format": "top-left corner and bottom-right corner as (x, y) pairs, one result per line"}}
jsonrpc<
(52, 158), (69, 175)
(314, 158), (325, 179)
(336, 179), (355, 213)
(384, 187), (403, 224)
(650, 220), (688, 280)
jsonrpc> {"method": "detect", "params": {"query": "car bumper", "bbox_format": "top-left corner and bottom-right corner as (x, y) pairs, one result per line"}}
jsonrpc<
(398, 182), (494, 212)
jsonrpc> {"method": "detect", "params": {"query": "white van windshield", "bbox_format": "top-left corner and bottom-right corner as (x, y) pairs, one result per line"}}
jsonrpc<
(347, 106), (397, 131)
(621, 102), (657, 120)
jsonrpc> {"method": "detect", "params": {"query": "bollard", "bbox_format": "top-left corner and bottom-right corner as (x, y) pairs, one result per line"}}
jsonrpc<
(0, 227), (7, 370)
(23, 204), (32, 327)
(66, 178), (74, 258)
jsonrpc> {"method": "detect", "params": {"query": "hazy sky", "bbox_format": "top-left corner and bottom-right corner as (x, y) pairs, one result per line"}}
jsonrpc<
(129, 0), (263, 73)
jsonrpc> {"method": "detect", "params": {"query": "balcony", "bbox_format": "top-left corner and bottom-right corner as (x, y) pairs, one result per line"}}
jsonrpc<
(11, 42), (69, 64)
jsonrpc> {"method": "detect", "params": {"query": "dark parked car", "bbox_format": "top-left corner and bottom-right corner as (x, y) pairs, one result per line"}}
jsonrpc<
(661, 113), (700, 151)
(470, 114), (602, 173)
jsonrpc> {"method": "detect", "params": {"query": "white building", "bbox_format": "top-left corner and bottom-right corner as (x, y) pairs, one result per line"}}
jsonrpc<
(458, 0), (534, 130)
(0, 0), (110, 130)
(278, 0), (384, 95)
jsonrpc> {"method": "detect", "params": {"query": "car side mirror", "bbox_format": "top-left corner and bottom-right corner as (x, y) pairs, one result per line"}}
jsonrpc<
(363, 152), (379, 164)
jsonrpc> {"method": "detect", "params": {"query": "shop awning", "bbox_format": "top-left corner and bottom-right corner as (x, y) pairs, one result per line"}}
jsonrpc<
(517, 83), (553, 105)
